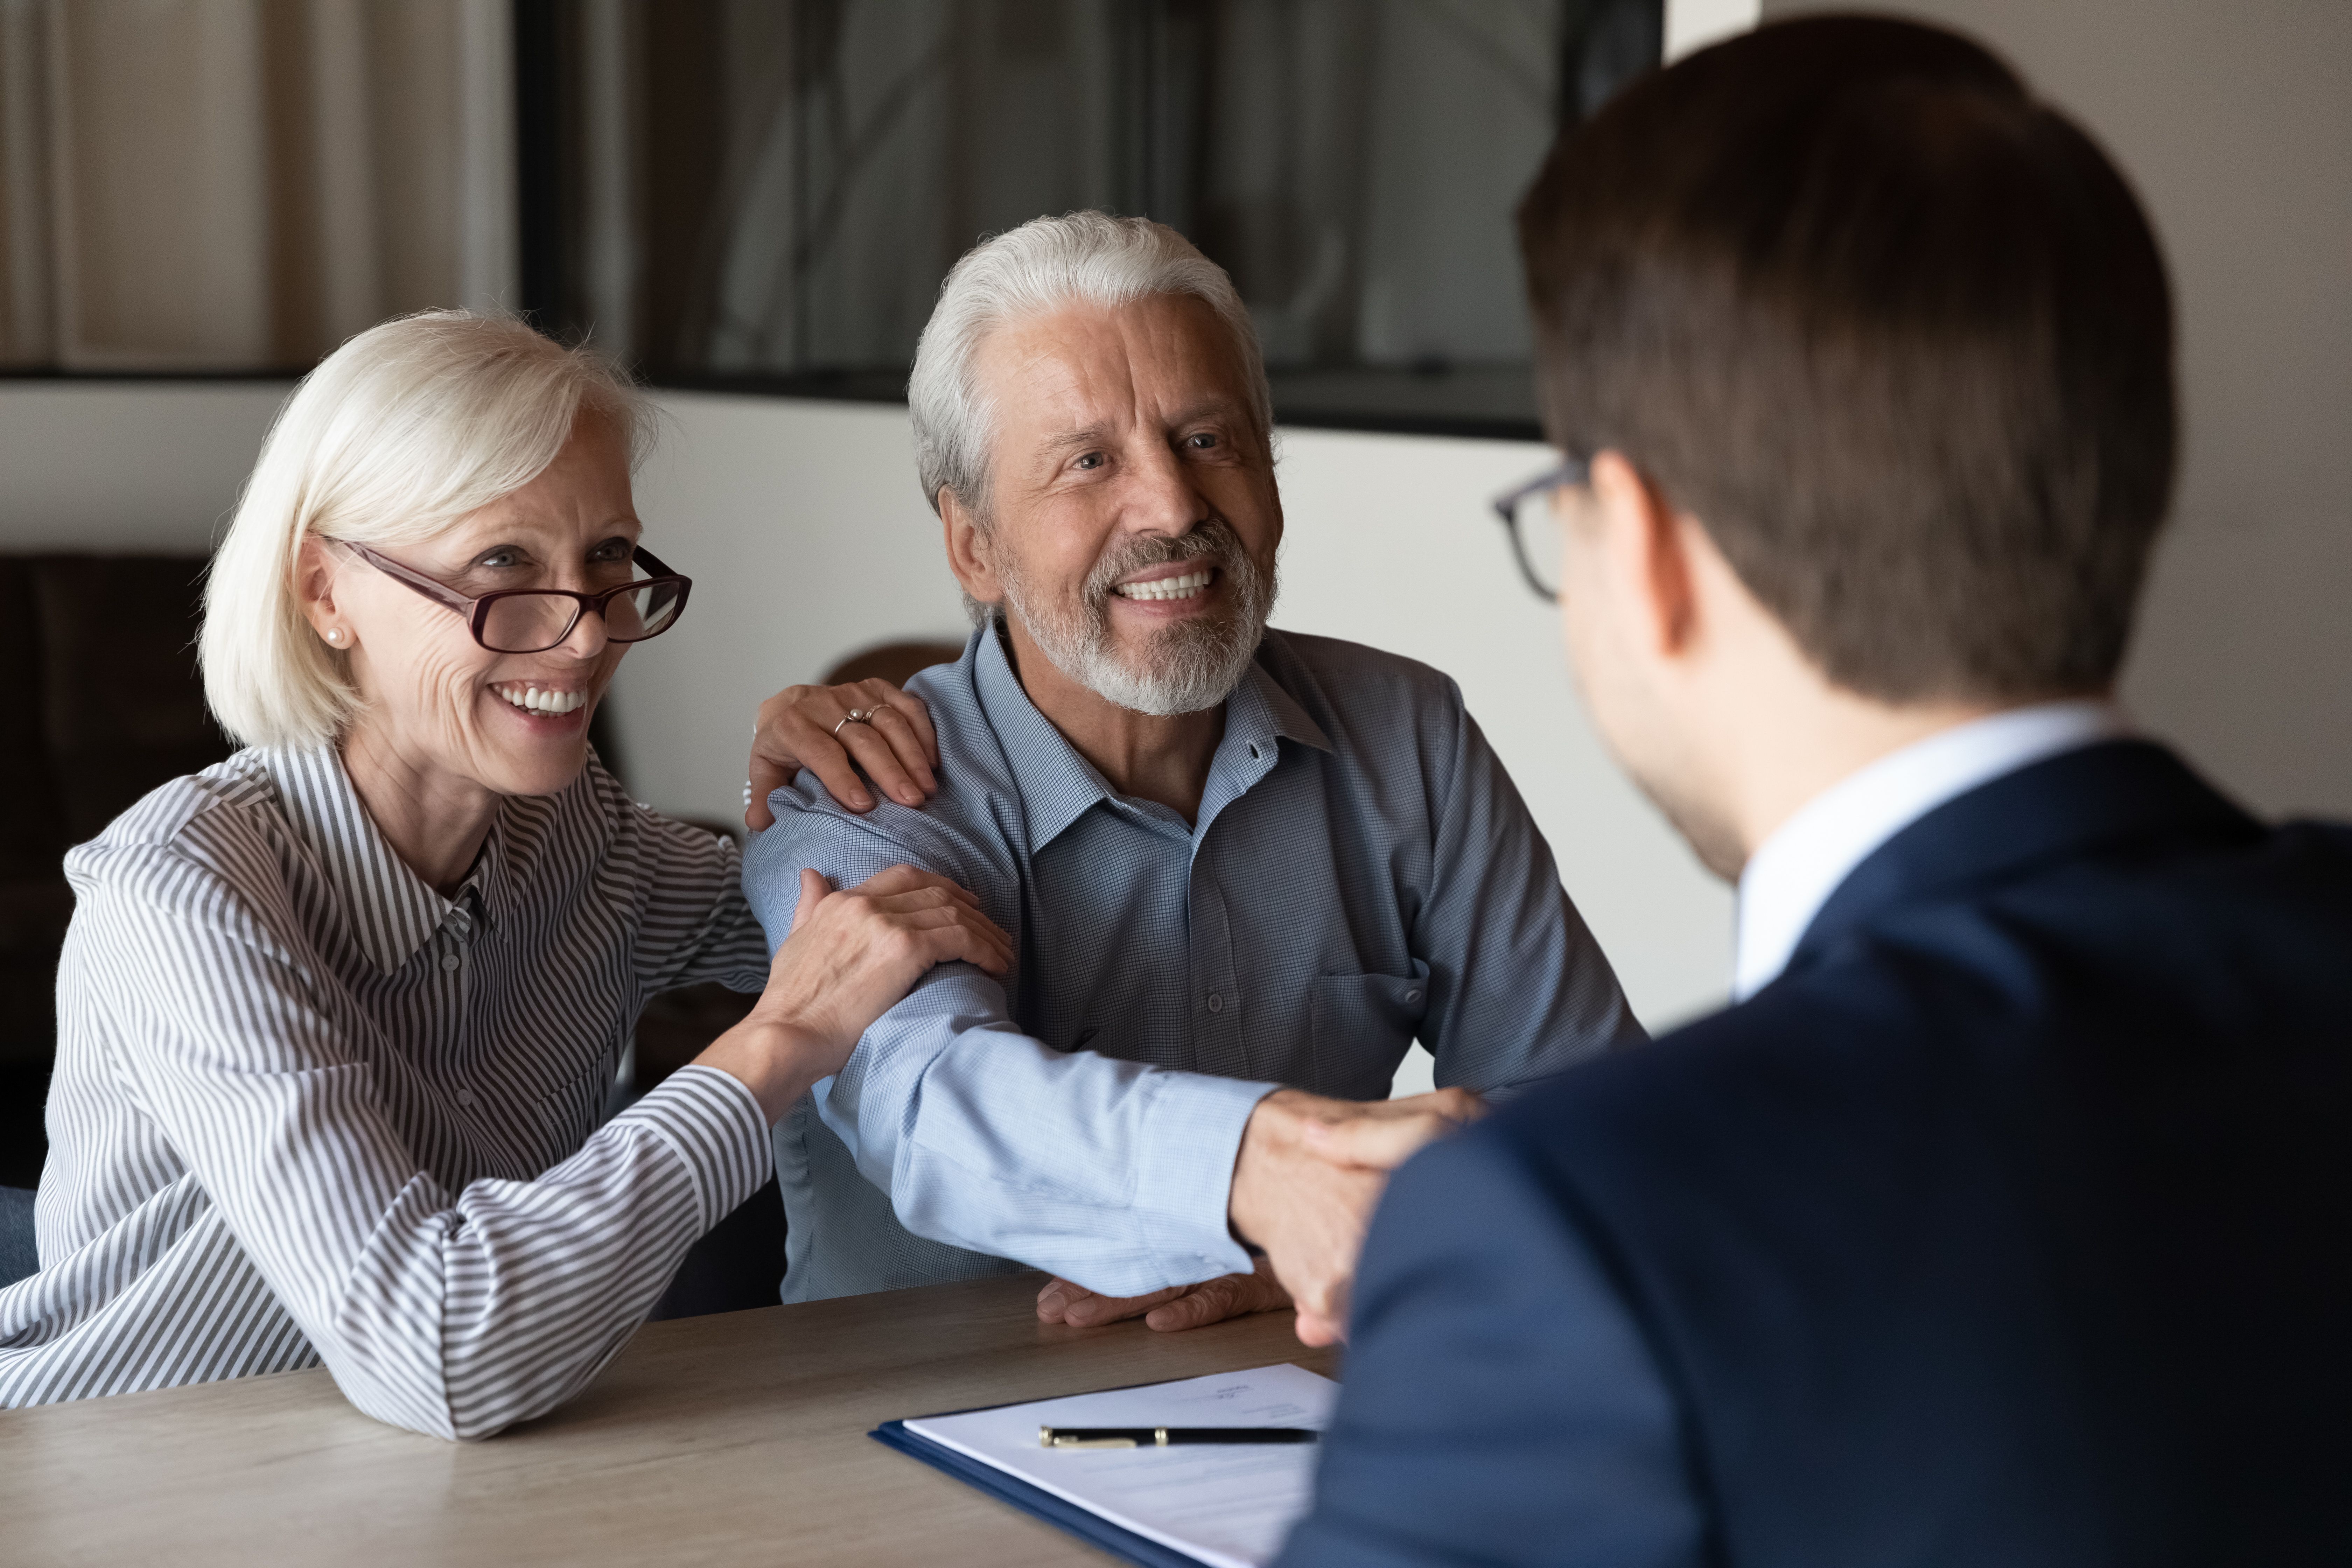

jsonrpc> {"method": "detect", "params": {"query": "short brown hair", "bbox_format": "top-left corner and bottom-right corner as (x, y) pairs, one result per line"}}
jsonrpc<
(1518, 15), (2176, 702)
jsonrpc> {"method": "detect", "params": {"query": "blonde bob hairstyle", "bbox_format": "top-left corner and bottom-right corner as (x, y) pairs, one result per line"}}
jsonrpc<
(201, 310), (649, 751)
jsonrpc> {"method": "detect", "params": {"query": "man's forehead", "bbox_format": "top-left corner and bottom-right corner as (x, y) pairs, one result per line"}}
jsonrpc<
(977, 297), (1251, 433)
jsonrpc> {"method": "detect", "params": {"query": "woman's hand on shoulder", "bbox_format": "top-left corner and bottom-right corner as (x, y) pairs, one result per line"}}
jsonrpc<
(744, 678), (939, 829)
(696, 866), (1010, 1121)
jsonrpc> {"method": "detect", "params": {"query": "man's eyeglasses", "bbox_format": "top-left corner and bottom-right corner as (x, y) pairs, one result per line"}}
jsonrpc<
(339, 541), (694, 654)
(1488, 456), (1590, 603)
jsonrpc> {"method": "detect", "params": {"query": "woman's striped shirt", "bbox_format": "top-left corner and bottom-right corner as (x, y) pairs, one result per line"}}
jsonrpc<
(0, 746), (772, 1437)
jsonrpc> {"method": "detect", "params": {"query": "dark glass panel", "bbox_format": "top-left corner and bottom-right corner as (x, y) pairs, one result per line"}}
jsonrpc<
(521, 0), (1663, 437)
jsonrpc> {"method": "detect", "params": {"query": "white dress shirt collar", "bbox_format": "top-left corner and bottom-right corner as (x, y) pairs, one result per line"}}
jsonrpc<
(1733, 700), (2129, 1000)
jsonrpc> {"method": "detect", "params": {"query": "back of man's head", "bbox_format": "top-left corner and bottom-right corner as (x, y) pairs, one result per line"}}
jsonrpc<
(1519, 15), (2175, 705)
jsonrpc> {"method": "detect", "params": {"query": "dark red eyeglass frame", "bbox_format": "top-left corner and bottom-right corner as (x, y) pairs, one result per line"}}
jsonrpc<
(338, 540), (694, 653)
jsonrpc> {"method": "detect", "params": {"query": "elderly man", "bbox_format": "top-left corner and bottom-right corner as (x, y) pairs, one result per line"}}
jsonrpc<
(741, 211), (1639, 1337)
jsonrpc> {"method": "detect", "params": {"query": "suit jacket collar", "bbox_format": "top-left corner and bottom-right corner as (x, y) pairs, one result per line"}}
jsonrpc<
(1784, 740), (2262, 981)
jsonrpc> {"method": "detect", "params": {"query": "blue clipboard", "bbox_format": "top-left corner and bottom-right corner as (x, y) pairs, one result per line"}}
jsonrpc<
(871, 1414), (1207, 1568)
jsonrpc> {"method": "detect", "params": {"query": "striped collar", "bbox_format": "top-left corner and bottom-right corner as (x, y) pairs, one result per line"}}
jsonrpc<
(260, 747), (509, 974)
(972, 623), (1332, 852)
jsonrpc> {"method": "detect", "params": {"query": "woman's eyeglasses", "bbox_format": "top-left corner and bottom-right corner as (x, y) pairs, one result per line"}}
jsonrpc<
(1488, 456), (1590, 603)
(338, 541), (693, 654)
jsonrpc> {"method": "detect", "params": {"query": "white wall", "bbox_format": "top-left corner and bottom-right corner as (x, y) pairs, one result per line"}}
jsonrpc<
(0, 379), (288, 547)
(1666, 0), (1762, 62)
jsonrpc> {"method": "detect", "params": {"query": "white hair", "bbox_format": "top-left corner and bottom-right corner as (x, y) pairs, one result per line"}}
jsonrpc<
(908, 211), (1272, 524)
(200, 310), (649, 750)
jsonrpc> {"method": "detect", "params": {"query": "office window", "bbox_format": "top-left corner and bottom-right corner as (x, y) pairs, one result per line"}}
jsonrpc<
(521, 0), (1664, 436)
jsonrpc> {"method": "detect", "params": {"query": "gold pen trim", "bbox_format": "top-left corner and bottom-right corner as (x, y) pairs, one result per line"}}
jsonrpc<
(1041, 1429), (1141, 1449)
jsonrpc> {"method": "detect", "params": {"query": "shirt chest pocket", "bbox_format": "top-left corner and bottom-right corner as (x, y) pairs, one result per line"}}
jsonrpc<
(1308, 964), (1431, 1100)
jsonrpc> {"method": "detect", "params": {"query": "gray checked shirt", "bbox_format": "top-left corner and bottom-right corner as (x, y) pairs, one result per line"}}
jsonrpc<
(744, 625), (1641, 1303)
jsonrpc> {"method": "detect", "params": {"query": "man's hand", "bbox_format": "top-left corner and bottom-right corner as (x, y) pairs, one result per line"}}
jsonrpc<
(745, 678), (940, 830)
(1228, 1087), (1484, 1346)
(1036, 1256), (1291, 1334)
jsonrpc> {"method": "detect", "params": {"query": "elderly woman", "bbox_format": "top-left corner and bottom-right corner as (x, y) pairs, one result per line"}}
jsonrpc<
(0, 312), (1007, 1437)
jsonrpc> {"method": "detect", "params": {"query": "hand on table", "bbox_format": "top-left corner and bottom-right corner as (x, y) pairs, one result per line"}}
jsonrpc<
(1036, 1255), (1292, 1334)
(745, 678), (939, 829)
(1227, 1087), (1485, 1346)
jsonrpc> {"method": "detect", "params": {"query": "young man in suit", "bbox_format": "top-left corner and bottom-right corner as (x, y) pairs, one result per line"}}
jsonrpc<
(1280, 16), (2352, 1567)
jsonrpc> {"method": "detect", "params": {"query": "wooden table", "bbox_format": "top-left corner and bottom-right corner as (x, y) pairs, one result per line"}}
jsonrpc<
(0, 1274), (1341, 1566)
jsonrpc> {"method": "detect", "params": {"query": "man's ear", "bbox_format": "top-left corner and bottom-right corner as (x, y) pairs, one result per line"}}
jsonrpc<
(1588, 450), (1698, 661)
(940, 489), (1003, 610)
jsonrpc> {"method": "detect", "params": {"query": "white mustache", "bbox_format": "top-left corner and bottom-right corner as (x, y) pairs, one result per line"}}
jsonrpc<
(1082, 529), (1241, 610)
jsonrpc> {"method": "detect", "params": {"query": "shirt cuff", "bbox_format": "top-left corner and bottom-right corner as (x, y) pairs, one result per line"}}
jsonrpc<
(1132, 1071), (1279, 1289)
(615, 1064), (774, 1231)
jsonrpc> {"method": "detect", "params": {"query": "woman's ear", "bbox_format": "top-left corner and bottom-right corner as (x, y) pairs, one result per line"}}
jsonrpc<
(940, 491), (1002, 611)
(294, 536), (350, 647)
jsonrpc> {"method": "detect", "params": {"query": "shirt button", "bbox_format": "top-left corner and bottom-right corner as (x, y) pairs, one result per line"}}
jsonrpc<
(440, 953), (462, 972)
(455, 1087), (477, 1108)
(1405, 988), (1423, 1005)
(1205, 992), (1224, 1014)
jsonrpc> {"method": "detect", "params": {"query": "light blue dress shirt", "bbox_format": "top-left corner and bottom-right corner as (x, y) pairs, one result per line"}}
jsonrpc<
(744, 625), (1640, 1302)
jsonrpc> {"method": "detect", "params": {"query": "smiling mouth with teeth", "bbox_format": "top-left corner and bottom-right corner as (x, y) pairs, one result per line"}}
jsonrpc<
(493, 683), (589, 716)
(1113, 568), (1215, 603)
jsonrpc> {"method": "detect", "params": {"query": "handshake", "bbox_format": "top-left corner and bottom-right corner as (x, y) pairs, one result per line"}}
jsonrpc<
(1035, 1085), (1485, 1346)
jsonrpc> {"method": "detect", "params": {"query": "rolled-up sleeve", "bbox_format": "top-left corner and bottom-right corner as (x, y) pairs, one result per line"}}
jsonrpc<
(746, 788), (1272, 1296)
(80, 856), (771, 1441)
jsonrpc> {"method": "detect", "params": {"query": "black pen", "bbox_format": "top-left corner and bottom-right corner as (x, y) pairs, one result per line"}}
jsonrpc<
(1040, 1425), (1318, 1448)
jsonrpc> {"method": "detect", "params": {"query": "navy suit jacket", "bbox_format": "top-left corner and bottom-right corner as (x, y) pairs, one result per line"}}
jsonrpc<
(1281, 742), (2352, 1567)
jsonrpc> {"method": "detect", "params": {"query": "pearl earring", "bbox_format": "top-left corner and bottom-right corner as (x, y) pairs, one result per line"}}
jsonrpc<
(325, 628), (345, 646)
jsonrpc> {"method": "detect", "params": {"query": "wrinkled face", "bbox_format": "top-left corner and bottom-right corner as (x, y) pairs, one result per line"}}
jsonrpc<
(326, 413), (640, 798)
(966, 295), (1282, 716)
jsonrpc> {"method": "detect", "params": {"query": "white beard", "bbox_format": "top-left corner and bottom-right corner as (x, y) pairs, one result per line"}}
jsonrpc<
(997, 519), (1277, 717)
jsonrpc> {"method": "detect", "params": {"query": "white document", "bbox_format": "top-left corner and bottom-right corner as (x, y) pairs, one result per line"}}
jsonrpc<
(903, 1363), (1338, 1568)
